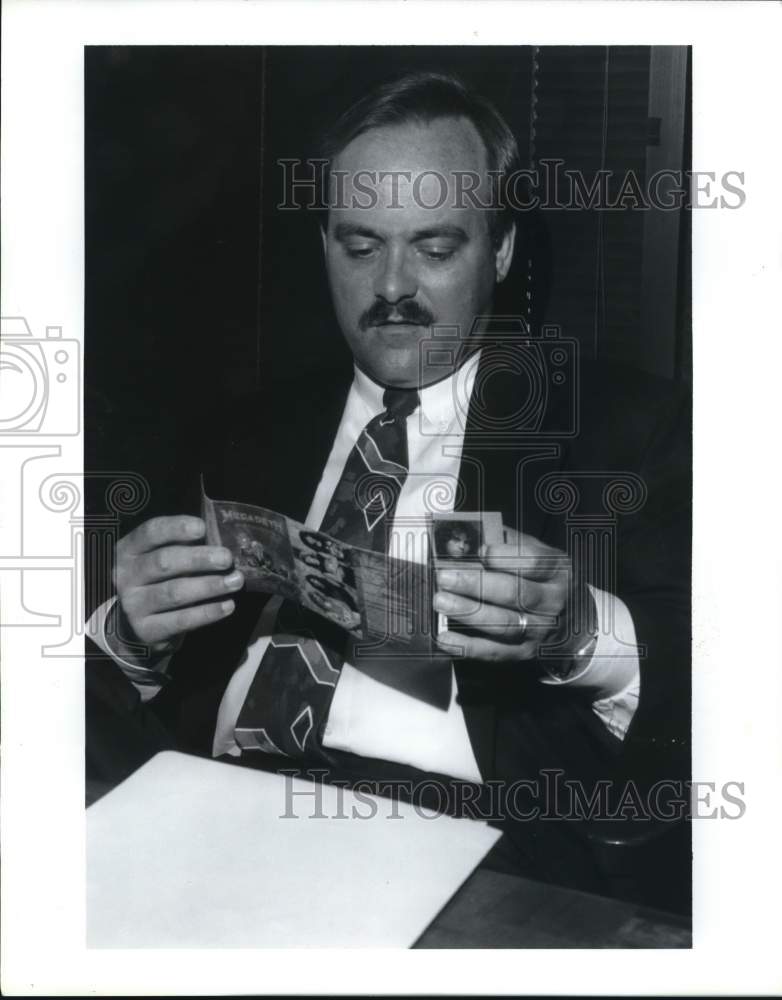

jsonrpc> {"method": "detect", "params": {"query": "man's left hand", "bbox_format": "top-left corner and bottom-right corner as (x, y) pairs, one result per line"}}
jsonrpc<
(433, 526), (573, 663)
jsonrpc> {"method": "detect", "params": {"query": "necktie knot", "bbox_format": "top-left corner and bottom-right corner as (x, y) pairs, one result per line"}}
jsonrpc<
(382, 387), (420, 423)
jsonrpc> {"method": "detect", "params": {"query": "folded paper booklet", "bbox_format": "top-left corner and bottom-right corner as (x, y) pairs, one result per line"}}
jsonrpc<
(202, 482), (503, 707)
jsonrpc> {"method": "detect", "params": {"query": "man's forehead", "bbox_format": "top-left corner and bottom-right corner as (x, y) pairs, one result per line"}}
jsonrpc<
(328, 117), (491, 229)
(333, 117), (488, 173)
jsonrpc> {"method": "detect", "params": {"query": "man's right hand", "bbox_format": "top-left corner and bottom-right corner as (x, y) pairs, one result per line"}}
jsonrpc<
(112, 515), (243, 659)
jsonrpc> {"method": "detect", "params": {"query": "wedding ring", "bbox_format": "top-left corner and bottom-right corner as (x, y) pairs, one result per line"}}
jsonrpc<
(515, 611), (528, 636)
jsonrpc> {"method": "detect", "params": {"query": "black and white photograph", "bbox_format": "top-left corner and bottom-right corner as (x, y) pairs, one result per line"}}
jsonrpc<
(429, 511), (504, 636)
(1, 1), (780, 995)
(431, 515), (487, 562)
(85, 37), (694, 943)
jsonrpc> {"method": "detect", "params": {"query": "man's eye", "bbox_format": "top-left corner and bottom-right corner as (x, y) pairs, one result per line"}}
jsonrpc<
(418, 246), (456, 262)
(344, 244), (378, 259)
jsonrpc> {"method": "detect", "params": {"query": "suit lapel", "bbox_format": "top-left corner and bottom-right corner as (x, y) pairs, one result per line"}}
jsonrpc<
(454, 344), (569, 778)
(457, 344), (569, 535)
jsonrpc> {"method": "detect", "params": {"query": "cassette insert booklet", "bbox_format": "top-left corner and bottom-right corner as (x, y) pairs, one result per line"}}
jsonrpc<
(202, 484), (450, 694)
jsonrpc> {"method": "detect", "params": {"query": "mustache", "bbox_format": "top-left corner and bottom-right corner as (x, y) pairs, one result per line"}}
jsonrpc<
(358, 299), (435, 332)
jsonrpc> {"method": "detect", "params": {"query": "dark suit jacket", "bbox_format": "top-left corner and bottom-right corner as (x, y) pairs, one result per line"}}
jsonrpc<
(88, 344), (691, 904)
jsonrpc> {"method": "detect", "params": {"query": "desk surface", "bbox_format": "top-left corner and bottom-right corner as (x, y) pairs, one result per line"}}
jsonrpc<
(417, 867), (691, 949)
(88, 753), (691, 949)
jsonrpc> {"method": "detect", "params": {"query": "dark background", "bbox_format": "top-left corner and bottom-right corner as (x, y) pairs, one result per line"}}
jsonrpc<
(85, 45), (691, 580)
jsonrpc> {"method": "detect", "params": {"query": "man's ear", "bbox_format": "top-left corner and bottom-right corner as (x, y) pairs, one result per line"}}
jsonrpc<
(494, 223), (516, 284)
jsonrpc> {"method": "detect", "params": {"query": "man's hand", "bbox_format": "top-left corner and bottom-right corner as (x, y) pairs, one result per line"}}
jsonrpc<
(112, 515), (243, 660)
(433, 526), (574, 663)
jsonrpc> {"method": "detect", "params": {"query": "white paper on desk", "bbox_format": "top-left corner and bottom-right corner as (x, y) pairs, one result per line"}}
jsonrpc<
(87, 751), (500, 948)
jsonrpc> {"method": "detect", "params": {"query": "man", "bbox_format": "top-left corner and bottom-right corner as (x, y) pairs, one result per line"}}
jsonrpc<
(88, 72), (690, 907)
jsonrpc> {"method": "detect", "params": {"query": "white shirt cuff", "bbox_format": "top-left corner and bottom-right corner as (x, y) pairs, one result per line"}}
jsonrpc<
(539, 585), (641, 740)
(87, 597), (169, 703)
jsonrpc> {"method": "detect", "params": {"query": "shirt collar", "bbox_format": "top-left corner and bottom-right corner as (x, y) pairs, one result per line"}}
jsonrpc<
(352, 349), (482, 433)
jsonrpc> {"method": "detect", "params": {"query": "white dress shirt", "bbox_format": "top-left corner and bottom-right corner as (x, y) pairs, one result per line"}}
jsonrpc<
(90, 352), (641, 782)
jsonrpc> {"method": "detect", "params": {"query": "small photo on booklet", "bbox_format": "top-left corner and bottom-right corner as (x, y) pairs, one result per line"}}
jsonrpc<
(427, 511), (504, 636)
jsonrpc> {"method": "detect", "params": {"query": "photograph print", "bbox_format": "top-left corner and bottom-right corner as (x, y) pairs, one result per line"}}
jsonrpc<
(83, 43), (693, 948)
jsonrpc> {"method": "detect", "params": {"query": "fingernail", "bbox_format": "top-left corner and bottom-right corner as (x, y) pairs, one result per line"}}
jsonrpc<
(224, 571), (243, 589)
(221, 599), (235, 614)
(187, 519), (204, 537)
(434, 592), (454, 612)
(212, 549), (232, 568)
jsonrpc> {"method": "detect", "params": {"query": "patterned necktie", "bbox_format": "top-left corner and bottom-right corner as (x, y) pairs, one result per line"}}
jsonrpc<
(234, 386), (420, 760)
(319, 387), (421, 550)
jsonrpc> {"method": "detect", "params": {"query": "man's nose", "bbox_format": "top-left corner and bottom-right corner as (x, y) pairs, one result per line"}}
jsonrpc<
(373, 246), (417, 303)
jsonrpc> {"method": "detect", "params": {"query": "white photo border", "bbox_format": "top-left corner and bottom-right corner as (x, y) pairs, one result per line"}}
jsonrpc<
(2, 0), (781, 994)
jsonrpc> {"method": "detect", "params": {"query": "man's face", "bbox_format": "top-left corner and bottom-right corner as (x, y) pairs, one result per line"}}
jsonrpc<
(322, 118), (515, 388)
(446, 531), (471, 558)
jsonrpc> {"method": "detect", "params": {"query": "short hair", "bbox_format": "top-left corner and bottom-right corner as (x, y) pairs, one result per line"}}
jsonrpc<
(318, 71), (520, 246)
